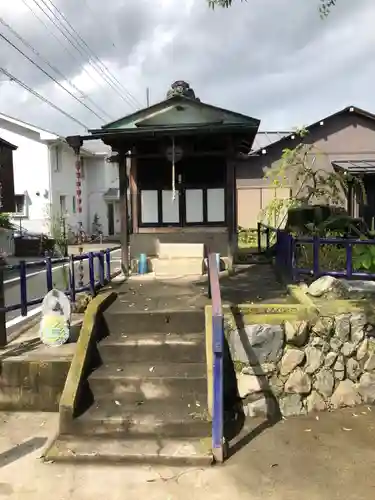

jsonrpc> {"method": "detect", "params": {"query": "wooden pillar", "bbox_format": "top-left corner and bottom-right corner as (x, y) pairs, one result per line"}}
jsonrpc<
(119, 153), (129, 276)
(226, 158), (236, 271)
(129, 150), (138, 234)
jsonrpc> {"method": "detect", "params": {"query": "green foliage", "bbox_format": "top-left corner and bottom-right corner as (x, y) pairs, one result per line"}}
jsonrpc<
(261, 128), (365, 229)
(49, 214), (69, 290)
(0, 213), (14, 230)
(352, 241), (375, 272)
(208, 0), (337, 17)
(237, 226), (258, 248)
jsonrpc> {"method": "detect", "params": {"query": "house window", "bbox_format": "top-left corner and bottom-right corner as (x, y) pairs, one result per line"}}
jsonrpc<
(54, 146), (61, 172)
(60, 195), (66, 215)
(13, 194), (26, 217)
(72, 195), (76, 214)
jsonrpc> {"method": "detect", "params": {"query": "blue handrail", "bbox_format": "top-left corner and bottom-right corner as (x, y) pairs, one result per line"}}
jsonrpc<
(207, 251), (224, 463)
(1, 245), (121, 317)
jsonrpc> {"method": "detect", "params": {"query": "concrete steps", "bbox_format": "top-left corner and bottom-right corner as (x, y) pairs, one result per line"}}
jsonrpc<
(153, 243), (205, 277)
(89, 362), (207, 398)
(66, 396), (210, 438)
(153, 257), (204, 277)
(104, 310), (205, 334)
(45, 306), (212, 466)
(44, 436), (212, 466)
(98, 332), (206, 364)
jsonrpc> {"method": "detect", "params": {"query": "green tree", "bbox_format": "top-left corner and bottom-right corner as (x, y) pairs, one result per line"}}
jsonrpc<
(208, 0), (337, 17)
(261, 128), (364, 227)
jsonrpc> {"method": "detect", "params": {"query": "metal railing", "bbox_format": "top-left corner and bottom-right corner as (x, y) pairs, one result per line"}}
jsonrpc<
(273, 230), (375, 281)
(207, 251), (225, 463)
(0, 246), (121, 346)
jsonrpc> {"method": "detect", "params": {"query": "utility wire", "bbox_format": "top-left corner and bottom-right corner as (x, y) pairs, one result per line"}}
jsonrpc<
(0, 67), (88, 129)
(0, 16), (113, 121)
(30, 0), (140, 110)
(44, 0), (142, 108)
(20, 0), (113, 102)
(0, 29), (106, 122)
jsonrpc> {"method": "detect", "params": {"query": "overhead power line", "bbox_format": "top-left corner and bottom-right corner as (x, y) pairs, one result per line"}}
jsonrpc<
(20, 0), (115, 104)
(0, 29), (106, 122)
(0, 67), (88, 129)
(30, 0), (141, 110)
(44, 0), (142, 108)
(0, 15), (113, 121)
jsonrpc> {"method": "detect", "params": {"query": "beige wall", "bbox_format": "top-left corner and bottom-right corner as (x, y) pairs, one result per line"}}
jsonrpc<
(237, 186), (291, 228)
(236, 113), (375, 228)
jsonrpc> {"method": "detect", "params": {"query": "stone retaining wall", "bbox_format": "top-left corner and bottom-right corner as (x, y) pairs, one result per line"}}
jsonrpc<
(225, 310), (375, 417)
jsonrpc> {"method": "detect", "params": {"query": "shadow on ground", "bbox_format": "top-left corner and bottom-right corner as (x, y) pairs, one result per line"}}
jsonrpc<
(224, 306), (282, 458)
(0, 437), (47, 468)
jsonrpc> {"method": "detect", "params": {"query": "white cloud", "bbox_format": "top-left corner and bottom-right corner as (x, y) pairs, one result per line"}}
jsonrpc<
(0, 0), (373, 135)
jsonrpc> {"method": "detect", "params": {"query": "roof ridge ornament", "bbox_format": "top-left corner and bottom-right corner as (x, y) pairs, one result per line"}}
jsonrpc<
(166, 80), (200, 101)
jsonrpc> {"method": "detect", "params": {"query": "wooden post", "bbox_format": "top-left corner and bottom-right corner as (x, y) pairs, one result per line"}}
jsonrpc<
(119, 153), (129, 276)
(0, 256), (6, 347)
(226, 157), (236, 271)
(129, 151), (138, 235)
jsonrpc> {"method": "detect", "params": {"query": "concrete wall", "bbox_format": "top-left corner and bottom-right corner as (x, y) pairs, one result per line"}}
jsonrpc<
(235, 113), (375, 228)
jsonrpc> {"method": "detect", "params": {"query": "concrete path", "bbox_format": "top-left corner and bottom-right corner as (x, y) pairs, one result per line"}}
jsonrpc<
(0, 408), (374, 499)
(112, 263), (290, 316)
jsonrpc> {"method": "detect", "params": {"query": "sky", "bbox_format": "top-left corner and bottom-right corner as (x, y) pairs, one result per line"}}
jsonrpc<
(0, 0), (374, 136)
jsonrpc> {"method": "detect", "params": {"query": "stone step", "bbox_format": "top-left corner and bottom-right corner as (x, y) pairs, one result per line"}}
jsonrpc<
(104, 310), (205, 335)
(153, 258), (204, 277)
(158, 243), (204, 259)
(66, 397), (210, 438)
(89, 363), (207, 400)
(98, 333), (206, 364)
(43, 435), (212, 466)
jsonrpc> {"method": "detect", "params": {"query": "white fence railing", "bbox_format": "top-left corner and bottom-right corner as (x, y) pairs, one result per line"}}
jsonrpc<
(0, 229), (14, 257)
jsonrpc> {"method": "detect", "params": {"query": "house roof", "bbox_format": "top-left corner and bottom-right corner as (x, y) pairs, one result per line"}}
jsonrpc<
(332, 159), (375, 174)
(0, 111), (59, 141)
(251, 131), (292, 151)
(250, 106), (375, 155)
(0, 136), (17, 150)
(94, 94), (260, 132)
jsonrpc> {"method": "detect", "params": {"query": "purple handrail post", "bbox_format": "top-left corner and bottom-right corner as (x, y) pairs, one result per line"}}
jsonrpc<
(212, 312), (224, 463)
(46, 257), (53, 292)
(19, 260), (27, 316)
(266, 227), (270, 252)
(346, 243), (353, 278)
(257, 222), (261, 253)
(290, 234), (297, 282)
(208, 252), (225, 463)
(312, 236), (320, 278)
(105, 248), (111, 282)
(69, 255), (76, 303)
(0, 256), (6, 347)
(99, 252), (105, 287)
(88, 252), (95, 296)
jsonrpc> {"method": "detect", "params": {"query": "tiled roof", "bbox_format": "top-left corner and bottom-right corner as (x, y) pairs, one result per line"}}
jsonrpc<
(251, 131), (292, 151)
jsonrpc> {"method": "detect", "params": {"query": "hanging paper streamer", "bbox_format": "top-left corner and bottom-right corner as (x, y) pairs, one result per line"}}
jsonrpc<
(171, 136), (176, 201)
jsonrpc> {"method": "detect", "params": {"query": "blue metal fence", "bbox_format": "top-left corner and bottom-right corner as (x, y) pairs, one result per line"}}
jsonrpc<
(272, 229), (375, 281)
(2, 246), (121, 317)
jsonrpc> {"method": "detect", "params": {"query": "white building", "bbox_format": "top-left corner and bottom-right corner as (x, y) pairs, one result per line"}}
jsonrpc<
(0, 112), (120, 240)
